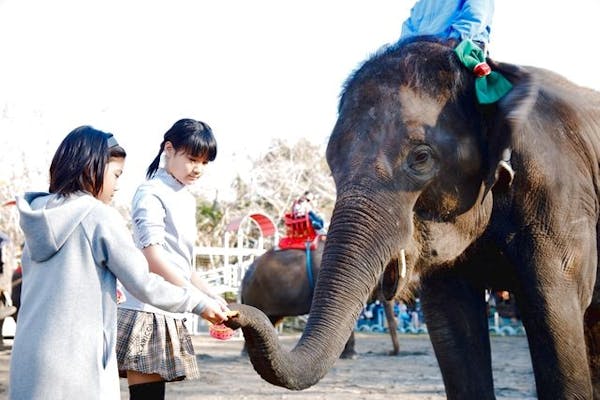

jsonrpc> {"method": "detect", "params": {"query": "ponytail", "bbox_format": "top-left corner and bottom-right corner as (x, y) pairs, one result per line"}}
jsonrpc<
(146, 141), (165, 179)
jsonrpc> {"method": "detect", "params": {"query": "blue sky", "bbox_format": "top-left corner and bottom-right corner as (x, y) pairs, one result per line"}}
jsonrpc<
(1, 0), (599, 202)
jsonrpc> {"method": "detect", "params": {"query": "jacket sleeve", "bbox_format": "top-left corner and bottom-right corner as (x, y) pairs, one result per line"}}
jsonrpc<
(88, 205), (209, 314)
(131, 190), (167, 249)
(452, 0), (494, 40)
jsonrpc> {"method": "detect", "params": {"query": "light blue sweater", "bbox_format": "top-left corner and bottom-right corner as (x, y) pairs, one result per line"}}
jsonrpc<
(401, 0), (494, 46)
(119, 168), (198, 317)
(11, 192), (207, 400)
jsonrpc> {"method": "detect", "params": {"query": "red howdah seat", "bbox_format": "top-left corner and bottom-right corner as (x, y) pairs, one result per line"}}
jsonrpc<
(278, 212), (320, 250)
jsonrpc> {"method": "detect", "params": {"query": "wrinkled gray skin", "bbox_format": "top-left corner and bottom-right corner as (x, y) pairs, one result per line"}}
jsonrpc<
(226, 38), (600, 399)
(240, 240), (400, 357)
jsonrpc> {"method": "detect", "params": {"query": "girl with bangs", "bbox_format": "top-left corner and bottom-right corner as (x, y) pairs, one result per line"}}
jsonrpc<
(10, 126), (227, 400)
(117, 119), (230, 399)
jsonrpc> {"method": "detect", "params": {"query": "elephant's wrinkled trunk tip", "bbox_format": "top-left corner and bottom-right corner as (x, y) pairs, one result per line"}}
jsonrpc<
(223, 304), (243, 330)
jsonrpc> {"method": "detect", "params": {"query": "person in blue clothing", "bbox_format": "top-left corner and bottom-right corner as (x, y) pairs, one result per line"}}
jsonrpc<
(293, 191), (326, 234)
(400, 0), (494, 53)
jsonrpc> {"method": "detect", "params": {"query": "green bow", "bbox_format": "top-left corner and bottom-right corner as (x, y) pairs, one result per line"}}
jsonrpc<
(454, 39), (512, 104)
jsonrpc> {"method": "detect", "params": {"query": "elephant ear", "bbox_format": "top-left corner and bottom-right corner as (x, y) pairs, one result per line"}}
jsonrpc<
(483, 61), (538, 196)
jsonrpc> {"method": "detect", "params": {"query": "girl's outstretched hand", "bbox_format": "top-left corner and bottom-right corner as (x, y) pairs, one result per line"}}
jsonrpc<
(200, 297), (231, 325)
(208, 311), (240, 340)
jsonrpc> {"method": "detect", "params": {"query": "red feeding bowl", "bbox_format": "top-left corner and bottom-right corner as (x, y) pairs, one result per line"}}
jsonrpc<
(209, 323), (235, 340)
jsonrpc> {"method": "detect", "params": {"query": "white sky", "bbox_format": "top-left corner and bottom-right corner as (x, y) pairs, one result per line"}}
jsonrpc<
(1, 0), (599, 203)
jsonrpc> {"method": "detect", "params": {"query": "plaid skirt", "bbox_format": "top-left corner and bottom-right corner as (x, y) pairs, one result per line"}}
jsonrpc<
(116, 308), (200, 382)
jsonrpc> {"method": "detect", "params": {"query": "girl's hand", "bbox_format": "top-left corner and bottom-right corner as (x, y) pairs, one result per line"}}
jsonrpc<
(200, 297), (230, 325)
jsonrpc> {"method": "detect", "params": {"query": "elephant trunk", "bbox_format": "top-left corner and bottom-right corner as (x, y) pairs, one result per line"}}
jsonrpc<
(225, 191), (409, 390)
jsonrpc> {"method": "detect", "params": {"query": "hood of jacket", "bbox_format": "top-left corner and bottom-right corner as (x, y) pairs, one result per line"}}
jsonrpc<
(17, 192), (97, 262)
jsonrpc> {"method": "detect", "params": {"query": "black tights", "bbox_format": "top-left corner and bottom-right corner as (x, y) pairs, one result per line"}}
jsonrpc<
(129, 381), (165, 400)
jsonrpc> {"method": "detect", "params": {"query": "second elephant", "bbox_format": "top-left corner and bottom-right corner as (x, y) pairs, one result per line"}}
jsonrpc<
(240, 239), (400, 357)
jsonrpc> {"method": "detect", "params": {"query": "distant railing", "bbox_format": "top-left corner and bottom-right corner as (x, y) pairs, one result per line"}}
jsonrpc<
(194, 246), (267, 297)
(187, 245), (268, 335)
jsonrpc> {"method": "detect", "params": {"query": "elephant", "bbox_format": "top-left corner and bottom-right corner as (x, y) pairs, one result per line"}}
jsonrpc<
(224, 37), (600, 399)
(240, 239), (401, 358)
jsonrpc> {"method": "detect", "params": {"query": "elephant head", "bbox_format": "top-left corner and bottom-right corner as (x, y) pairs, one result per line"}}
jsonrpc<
(225, 38), (537, 390)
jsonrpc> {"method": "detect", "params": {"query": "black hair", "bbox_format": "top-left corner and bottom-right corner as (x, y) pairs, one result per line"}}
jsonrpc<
(49, 126), (127, 197)
(146, 118), (217, 179)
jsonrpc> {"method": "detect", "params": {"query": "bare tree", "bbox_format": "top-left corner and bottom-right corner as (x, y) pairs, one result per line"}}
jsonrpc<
(197, 138), (335, 247)
(0, 152), (48, 302)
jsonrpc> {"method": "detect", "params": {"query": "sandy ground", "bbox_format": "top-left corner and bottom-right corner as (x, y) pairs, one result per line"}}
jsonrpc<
(0, 331), (536, 400)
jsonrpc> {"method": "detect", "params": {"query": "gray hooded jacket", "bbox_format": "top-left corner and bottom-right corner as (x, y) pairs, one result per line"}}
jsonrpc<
(10, 192), (207, 400)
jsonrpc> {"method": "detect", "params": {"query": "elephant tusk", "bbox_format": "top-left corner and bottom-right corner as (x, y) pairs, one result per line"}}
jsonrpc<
(400, 249), (407, 278)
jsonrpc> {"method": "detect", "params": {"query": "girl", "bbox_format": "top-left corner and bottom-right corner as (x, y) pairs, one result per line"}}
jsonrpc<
(117, 119), (228, 399)
(9, 126), (229, 400)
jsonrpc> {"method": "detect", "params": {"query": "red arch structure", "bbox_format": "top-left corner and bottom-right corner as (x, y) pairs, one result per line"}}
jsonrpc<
(225, 212), (279, 249)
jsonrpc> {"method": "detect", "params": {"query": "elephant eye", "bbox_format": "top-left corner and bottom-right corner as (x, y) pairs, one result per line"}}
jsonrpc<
(407, 145), (436, 175)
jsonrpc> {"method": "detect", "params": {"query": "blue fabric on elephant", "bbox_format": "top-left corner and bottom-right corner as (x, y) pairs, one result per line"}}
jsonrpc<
(401, 0), (494, 51)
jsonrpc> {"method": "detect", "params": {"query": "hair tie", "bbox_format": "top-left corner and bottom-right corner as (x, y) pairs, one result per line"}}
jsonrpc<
(106, 134), (119, 148)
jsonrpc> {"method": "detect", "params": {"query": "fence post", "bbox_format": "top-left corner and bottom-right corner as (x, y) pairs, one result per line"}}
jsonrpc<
(494, 312), (500, 330)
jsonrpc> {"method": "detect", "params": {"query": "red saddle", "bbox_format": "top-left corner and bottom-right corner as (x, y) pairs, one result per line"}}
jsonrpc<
(278, 212), (319, 250)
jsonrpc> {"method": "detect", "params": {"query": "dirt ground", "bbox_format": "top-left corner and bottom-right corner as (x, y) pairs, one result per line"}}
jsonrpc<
(0, 331), (536, 400)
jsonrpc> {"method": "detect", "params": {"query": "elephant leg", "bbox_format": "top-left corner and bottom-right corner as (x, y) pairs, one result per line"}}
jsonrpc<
(383, 300), (400, 355)
(420, 273), (494, 400)
(516, 290), (592, 398)
(340, 331), (358, 359)
(585, 303), (600, 399)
